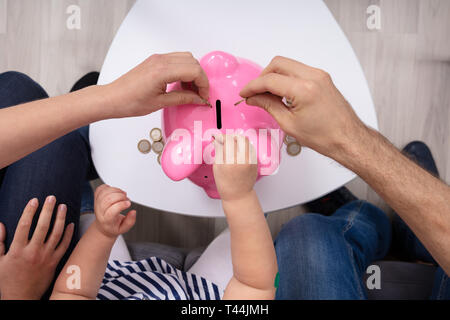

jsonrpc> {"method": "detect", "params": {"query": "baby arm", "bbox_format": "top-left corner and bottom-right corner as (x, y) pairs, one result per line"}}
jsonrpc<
(214, 135), (278, 300)
(50, 185), (136, 300)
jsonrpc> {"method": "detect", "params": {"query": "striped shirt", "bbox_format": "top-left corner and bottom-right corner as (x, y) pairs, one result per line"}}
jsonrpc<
(97, 258), (222, 300)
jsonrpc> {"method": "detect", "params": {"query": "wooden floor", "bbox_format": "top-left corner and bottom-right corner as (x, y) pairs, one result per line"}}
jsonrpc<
(1, 0), (449, 249)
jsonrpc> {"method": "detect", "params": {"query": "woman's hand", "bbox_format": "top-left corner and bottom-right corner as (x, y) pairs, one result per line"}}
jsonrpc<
(239, 56), (366, 159)
(213, 135), (258, 202)
(0, 196), (74, 300)
(93, 185), (136, 239)
(106, 52), (210, 118)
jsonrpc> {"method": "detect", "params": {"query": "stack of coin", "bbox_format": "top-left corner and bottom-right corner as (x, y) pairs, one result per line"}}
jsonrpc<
(284, 135), (302, 157)
(152, 141), (164, 154)
(150, 128), (165, 165)
(150, 128), (163, 142)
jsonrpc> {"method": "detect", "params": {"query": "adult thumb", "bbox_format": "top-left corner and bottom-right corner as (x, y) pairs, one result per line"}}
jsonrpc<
(246, 93), (290, 124)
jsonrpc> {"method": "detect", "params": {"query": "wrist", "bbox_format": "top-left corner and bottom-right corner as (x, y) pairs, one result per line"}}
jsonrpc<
(100, 81), (126, 119)
(222, 190), (260, 215)
(101, 79), (145, 119)
(92, 220), (119, 243)
(329, 122), (379, 174)
(91, 84), (121, 120)
(328, 121), (371, 164)
(68, 84), (115, 123)
(222, 190), (255, 205)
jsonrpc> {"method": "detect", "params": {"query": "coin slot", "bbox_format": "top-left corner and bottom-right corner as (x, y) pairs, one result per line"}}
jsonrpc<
(216, 99), (222, 129)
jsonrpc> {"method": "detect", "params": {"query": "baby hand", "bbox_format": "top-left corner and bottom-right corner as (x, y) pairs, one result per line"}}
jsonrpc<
(93, 185), (136, 238)
(213, 134), (258, 202)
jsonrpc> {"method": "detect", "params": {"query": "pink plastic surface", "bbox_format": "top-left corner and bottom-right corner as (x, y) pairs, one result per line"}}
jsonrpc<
(161, 51), (283, 199)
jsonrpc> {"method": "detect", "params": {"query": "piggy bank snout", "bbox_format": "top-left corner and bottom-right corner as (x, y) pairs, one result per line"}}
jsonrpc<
(161, 137), (202, 181)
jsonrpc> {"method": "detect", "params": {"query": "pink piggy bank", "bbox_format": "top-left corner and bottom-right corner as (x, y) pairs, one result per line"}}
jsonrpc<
(161, 51), (284, 199)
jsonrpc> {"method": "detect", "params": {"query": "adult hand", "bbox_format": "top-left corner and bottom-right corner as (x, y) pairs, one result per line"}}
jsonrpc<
(93, 185), (136, 239)
(106, 52), (210, 118)
(0, 196), (74, 300)
(239, 56), (366, 158)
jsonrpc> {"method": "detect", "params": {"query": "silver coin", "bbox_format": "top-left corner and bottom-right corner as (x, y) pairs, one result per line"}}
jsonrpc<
(287, 142), (302, 156)
(137, 139), (152, 154)
(152, 141), (165, 154)
(157, 153), (162, 165)
(150, 128), (163, 142)
(284, 135), (297, 145)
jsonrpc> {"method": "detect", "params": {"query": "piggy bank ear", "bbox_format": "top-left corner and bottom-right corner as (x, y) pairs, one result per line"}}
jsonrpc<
(161, 132), (202, 181)
(200, 51), (239, 78)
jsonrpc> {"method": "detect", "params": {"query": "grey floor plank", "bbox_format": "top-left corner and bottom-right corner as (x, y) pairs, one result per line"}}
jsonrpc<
(0, 0), (6, 34)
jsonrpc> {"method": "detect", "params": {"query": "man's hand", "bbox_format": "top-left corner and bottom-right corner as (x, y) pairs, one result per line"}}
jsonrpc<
(93, 185), (136, 239)
(107, 52), (210, 118)
(0, 196), (74, 300)
(240, 56), (450, 276)
(239, 56), (366, 158)
(213, 135), (258, 202)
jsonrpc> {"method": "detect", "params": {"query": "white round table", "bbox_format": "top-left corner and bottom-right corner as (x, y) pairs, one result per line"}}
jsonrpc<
(90, 0), (378, 217)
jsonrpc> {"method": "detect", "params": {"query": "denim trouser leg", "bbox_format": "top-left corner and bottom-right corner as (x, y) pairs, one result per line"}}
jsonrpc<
(275, 200), (391, 300)
(393, 212), (450, 300)
(0, 71), (49, 108)
(0, 71), (96, 293)
(431, 268), (450, 300)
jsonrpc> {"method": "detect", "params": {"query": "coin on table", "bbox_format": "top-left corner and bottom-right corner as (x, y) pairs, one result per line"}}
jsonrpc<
(157, 153), (162, 165)
(287, 142), (302, 156)
(137, 139), (152, 154)
(284, 135), (297, 145)
(152, 141), (165, 154)
(150, 128), (163, 142)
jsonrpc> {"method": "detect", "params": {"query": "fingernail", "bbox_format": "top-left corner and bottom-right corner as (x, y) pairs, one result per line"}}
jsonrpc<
(29, 198), (38, 207)
(68, 223), (74, 230)
(58, 204), (67, 212)
(47, 195), (56, 204)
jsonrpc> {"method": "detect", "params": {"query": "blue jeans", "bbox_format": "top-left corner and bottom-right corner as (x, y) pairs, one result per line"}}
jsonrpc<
(275, 200), (450, 300)
(391, 213), (450, 299)
(0, 72), (96, 282)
